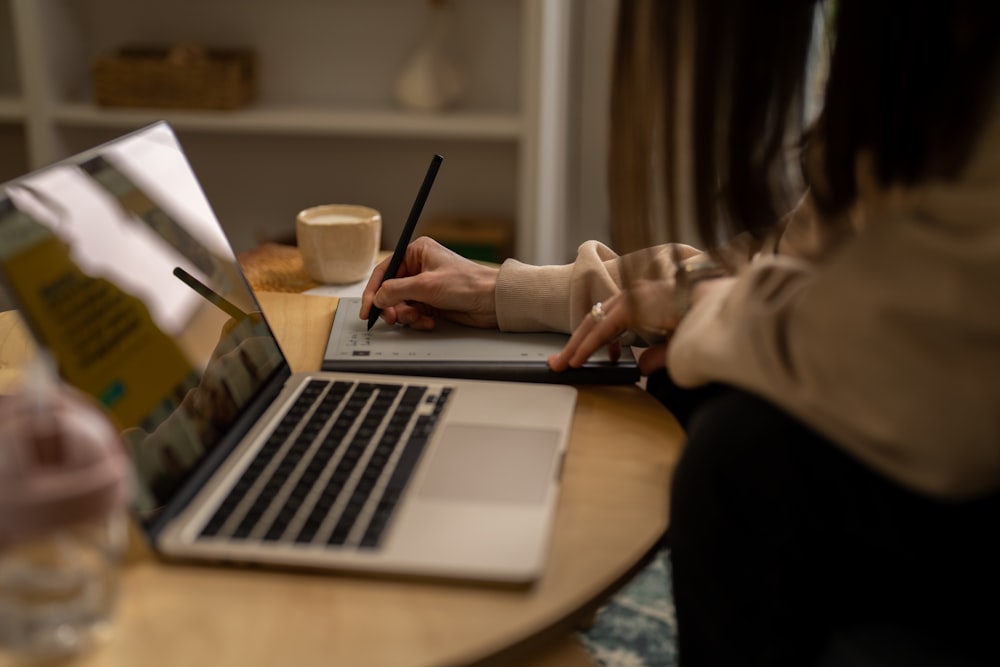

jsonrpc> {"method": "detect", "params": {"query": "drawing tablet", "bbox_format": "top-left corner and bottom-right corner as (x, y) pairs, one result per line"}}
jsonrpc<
(323, 298), (640, 385)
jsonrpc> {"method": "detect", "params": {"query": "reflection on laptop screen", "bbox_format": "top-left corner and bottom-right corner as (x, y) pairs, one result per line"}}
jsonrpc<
(0, 123), (285, 519)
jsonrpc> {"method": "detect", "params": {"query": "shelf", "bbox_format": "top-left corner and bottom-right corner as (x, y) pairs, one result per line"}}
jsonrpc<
(0, 95), (24, 121)
(2, 0), (579, 264)
(49, 103), (523, 141)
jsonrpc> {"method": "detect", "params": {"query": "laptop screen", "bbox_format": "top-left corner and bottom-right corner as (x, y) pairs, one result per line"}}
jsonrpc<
(0, 123), (286, 520)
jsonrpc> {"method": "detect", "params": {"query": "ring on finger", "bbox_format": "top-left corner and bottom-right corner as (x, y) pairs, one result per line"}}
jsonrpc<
(591, 301), (606, 323)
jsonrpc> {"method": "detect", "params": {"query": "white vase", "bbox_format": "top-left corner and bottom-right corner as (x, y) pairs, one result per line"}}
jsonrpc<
(394, 1), (464, 112)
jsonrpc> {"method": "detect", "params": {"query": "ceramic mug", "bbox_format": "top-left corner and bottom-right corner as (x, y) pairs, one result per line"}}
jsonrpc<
(296, 204), (382, 285)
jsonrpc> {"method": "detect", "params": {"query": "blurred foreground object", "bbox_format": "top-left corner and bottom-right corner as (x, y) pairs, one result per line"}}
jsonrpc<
(0, 355), (132, 660)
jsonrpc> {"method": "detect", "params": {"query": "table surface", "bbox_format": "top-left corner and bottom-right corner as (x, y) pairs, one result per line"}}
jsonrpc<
(0, 292), (684, 667)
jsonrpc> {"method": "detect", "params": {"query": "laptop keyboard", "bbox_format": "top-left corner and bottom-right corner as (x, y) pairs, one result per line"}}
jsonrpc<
(198, 378), (452, 550)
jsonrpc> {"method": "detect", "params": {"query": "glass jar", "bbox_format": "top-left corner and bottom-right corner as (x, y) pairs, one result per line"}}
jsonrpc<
(0, 356), (132, 660)
(0, 512), (128, 658)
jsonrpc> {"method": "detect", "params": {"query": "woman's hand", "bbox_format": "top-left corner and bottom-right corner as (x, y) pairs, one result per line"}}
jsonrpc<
(548, 276), (732, 376)
(360, 236), (500, 330)
(547, 278), (683, 375)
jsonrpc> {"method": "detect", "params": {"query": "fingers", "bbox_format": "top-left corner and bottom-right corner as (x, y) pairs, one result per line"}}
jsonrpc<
(360, 239), (437, 321)
(388, 303), (436, 330)
(365, 301), (437, 331)
(363, 257), (440, 330)
(607, 339), (622, 364)
(361, 237), (449, 322)
(548, 294), (629, 372)
(637, 343), (669, 375)
(370, 275), (442, 332)
(359, 256), (392, 319)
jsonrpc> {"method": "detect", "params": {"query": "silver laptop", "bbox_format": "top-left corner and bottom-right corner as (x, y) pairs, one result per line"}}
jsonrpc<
(0, 122), (575, 585)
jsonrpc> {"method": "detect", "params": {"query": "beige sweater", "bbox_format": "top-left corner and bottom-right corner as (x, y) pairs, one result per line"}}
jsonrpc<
(495, 104), (1000, 501)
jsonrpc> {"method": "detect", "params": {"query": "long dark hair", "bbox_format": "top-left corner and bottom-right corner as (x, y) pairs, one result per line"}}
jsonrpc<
(609, 0), (1000, 255)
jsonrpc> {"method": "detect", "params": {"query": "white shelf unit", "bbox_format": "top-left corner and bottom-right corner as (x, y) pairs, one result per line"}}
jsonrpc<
(0, 0), (578, 263)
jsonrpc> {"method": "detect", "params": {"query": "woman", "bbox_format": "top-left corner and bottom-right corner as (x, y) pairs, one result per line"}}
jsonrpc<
(361, 0), (1000, 663)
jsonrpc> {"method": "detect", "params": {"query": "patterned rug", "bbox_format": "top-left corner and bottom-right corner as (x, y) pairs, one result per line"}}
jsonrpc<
(577, 548), (678, 667)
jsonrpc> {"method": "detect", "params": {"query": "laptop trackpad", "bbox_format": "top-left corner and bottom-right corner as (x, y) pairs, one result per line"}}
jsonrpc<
(415, 425), (560, 505)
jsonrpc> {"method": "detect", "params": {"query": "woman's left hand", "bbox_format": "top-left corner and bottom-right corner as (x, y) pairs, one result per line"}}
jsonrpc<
(548, 276), (732, 376)
(547, 279), (683, 375)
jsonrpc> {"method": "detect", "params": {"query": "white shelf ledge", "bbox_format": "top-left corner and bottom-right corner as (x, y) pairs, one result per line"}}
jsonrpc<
(49, 102), (524, 141)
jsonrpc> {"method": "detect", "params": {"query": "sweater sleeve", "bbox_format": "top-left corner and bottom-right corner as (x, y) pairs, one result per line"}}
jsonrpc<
(494, 240), (702, 333)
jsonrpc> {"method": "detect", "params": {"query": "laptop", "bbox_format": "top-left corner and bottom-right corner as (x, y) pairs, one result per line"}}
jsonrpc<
(0, 122), (576, 585)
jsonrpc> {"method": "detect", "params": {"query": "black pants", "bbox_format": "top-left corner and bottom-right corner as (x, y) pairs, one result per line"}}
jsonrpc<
(645, 371), (1000, 667)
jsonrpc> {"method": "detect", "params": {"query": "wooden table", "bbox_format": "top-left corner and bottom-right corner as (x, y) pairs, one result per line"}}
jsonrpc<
(0, 292), (684, 667)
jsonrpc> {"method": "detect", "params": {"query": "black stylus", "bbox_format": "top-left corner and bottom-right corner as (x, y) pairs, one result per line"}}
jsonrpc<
(173, 266), (248, 321)
(367, 154), (443, 330)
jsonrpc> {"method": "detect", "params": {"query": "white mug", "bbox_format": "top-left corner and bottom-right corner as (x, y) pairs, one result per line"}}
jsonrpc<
(296, 204), (381, 285)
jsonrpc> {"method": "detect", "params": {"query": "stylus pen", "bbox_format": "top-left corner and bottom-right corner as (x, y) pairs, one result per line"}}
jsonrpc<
(367, 153), (444, 330)
(173, 266), (248, 321)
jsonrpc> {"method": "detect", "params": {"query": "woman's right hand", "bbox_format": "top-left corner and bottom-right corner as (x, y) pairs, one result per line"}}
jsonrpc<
(360, 236), (500, 330)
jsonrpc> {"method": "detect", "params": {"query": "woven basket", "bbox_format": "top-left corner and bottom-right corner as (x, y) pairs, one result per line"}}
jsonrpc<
(92, 43), (256, 110)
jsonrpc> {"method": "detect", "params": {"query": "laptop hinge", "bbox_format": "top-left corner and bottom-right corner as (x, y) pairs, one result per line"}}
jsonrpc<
(143, 363), (292, 543)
